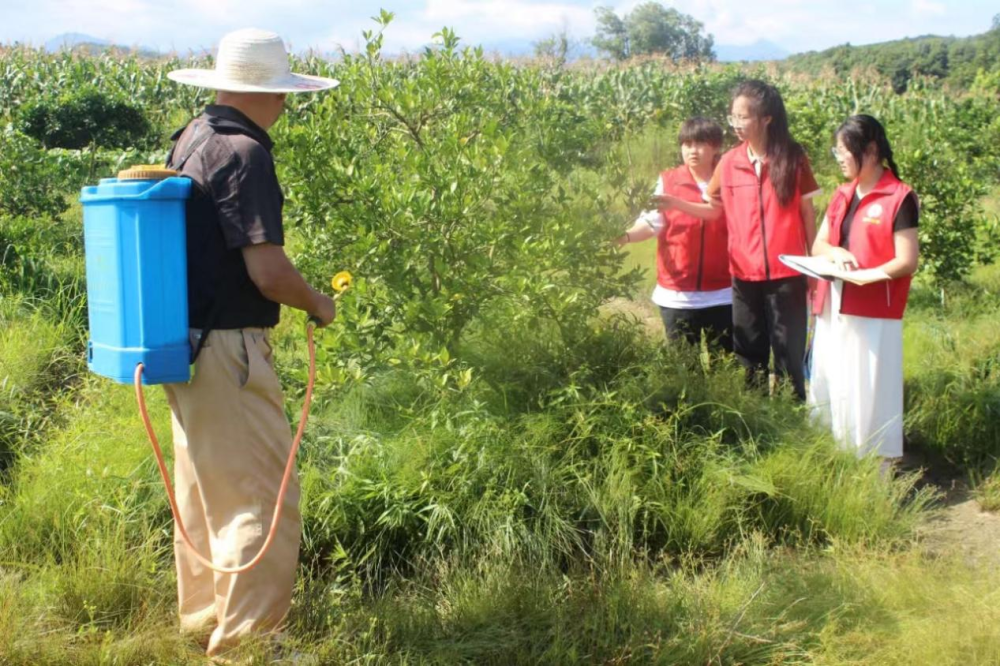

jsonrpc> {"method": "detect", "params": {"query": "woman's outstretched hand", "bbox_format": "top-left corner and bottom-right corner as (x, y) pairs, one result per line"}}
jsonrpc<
(647, 194), (677, 210)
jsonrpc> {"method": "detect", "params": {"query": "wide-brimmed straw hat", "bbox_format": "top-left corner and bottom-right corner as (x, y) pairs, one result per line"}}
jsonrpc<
(168, 28), (339, 93)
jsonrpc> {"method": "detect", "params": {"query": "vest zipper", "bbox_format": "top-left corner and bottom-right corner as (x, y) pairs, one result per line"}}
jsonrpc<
(757, 176), (771, 280)
(696, 220), (706, 290)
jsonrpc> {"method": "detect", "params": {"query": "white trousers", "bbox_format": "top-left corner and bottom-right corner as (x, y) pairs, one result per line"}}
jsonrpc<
(808, 282), (904, 459)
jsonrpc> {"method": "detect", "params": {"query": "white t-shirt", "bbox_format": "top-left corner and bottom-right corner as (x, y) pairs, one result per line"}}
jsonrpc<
(637, 177), (732, 310)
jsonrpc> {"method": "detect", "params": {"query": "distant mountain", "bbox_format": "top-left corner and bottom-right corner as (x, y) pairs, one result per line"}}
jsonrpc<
(715, 40), (790, 62)
(782, 29), (1000, 91)
(479, 36), (788, 62)
(477, 37), (535, 57)
(472, 37), (600, 60)
(44, 32), (159, 57)
(41, 30), (788, 64)
(45, 32), (111, 53)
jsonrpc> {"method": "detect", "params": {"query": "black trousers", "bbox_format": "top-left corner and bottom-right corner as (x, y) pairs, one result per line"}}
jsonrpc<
(659, 304), (734, 353)
(731, 276), (808, 401)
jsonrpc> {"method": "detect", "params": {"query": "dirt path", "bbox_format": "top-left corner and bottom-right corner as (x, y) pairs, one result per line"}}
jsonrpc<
(915, 478), (1000, 566)
(600, 296), (664, 338)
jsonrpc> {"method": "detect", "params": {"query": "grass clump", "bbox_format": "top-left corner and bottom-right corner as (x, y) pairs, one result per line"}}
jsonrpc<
(295, 319), (930, 589)
(904, 265), (1000, 474)
(0, 379), (170, 567)
(975, 467), (1000, 512)
(0, 297), (82, 473)
(274, 537), (1000, 665)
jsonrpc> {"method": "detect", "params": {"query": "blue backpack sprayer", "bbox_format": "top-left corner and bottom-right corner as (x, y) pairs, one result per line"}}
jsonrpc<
(81, 165), (350, 574)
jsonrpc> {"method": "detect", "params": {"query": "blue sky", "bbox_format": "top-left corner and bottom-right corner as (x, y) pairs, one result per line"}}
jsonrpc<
(0, 0), (994, 55)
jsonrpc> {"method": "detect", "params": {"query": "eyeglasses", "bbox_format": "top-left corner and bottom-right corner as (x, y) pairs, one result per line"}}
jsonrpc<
(727, 115), (752, 129)
(831, 147), (852, 162)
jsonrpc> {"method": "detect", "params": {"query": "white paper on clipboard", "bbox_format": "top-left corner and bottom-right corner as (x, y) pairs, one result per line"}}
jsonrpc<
(778, 255), (890, 286)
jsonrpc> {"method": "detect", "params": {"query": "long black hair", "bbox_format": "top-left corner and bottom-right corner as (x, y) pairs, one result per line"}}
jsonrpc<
(732, 80), (804, 207)
(835, 114), (900, 179)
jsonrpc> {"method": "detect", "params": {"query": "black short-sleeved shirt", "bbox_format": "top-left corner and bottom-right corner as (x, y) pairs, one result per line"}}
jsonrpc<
(167, 105), (284, 329)
(839, 191), (919, 250)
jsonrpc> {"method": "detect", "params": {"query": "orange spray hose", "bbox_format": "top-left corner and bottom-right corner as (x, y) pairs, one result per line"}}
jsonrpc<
(134, 322), (317, 575)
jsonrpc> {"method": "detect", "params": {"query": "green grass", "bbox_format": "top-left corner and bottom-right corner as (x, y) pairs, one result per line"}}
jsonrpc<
(976, 467), (1000, 512)
(0, 298), (989, 664)
(0, 379), (171, 565)
(0, 299), (71, 396)
(0, 380), (181, 663)
(269, 543), (1000, 664)
(0, 314), (947, 664)
(810, 548), (1000, 665)
(903, 264), (1000, 472)
(8, 535), (996, 665)
(0, 296), (82, 473)
(0, 210), (85, 305)
(621, 235), (659, 296)
(0, 204), (87, 473)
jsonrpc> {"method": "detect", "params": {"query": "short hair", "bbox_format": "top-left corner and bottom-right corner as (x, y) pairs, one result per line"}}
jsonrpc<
(678, 116), (723, 148)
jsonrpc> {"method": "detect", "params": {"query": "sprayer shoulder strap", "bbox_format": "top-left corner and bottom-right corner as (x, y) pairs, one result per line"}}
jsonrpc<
(167, 122), (212, 173)
(189, 270), (244, 364)
(167, 121), (231, 365)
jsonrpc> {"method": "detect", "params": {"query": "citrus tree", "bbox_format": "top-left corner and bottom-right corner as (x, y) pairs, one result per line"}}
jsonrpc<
(278, 14), (637, 382)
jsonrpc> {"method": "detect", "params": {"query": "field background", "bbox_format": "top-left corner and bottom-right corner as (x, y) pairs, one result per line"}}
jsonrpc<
(2, 22), (1000, 665)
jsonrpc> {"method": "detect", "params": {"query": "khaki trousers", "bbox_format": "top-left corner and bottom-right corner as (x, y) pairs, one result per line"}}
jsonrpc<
(163, 328), (301, 657)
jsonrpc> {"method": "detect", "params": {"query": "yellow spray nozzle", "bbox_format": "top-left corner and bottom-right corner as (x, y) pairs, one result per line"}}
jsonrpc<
(331, 271), (353, 294)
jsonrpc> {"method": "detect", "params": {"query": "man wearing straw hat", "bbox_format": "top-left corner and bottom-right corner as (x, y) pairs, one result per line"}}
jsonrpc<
(164, 28), (338, 660)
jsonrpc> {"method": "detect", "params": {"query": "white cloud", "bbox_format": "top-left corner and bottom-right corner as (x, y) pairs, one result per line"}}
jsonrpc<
(608, 0), (792, 47)
(315, 0), (597, 53)
(423, 0), (592, 27)
(912, 0), (946, 15)
(0, 0), (994, 56)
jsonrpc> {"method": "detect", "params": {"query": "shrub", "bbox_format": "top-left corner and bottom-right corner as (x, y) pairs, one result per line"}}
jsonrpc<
(280, 18), (639, 381)
(18, 87), (151, 151)
(0, 299), (80, 473)
(904, 269), (1000, 471)
(0, 126), (72, 218)
(296, 327), (929, 583)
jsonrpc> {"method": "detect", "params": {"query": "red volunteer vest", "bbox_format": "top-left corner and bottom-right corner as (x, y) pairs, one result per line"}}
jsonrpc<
(656, 166), (731, 292)
(812, 170), (915, 320)
(717, 144), (809, 281)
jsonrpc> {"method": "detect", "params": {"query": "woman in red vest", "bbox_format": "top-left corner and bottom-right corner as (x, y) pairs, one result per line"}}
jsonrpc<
(809, 115), (919, 466)
(617, 117), (732, 351)
(706, 80), (821, 400)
